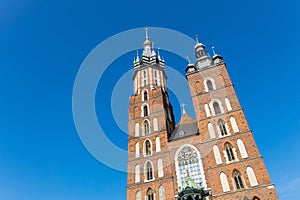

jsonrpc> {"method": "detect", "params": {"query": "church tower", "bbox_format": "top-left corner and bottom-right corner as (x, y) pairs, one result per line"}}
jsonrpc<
(127, 30), (279, 200)
(185, 38), (279, 199)
(127, 28), (177, 200)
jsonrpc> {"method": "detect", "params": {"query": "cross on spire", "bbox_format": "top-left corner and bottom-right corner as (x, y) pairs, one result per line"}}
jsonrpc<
(181, 103), (186, 114)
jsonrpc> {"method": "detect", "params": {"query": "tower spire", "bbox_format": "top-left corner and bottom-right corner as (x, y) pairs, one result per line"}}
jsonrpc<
(181, 103), (186, 114)
(212, 46), (216, 55)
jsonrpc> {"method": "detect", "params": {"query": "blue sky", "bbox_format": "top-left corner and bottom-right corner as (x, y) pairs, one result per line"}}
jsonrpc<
(0, 0), (299, 199)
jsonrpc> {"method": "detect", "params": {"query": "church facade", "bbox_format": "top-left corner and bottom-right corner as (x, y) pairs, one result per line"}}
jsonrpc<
(126, 29), (278, 200)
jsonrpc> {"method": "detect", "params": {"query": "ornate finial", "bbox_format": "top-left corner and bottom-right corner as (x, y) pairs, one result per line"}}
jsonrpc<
(186, 56), (191, 64)
(212, 46), (216, 55)
(196, 35), (199, 43)
(145, 27), (149, 40)
(157, 48), (160, 56)
(181, 103), (186, 114)
(136, 49), (139, 57)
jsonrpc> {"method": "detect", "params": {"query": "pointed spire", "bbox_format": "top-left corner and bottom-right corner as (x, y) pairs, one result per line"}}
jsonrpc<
(196, 34), (199, 44)
(212, 46), (216, 55)
(181, 103), (186, 114)
(135, 49), (140, 62)
(145, 27), (149, 40)
(186, 56), (191, 64)
(157, 48), (161, 60)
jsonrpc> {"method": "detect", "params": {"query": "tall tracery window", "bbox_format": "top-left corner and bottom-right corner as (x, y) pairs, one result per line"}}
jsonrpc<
(143, 120), (150, 135)
(176, 145), (204, 188)
(144, 140), (152, 156)
(145, 162), (154, 181)
(218, 119), (228, 136)
(213, 102), (221, 115)
(206, 80), (214, 91)
(233, 170), (245, 190)
(143, 90), (148, 101)
(147, 188), (154, 200)
(159, 185), (165, 200)
(225, 143), (235, 161)
(143, 105), (149, 117)
(136, 190), (141, 200)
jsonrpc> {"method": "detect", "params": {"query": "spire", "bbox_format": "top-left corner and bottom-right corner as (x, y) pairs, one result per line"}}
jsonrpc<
(157, 48), (161, 60)
(196, 35), (199, 44)
(143, 27), (152, 57)
(186, 56), (191, 65)
(143, 27), (152, 46)
(212, 46), (216, 55)
(135, 49), (140, 62)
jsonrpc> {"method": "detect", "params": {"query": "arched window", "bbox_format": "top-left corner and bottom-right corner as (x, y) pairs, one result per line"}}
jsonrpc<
(247, 166), (258, 186)
(220, 172), (230, 192)
(237, 139), (248, 159)
(175, 145), (205, 188)
(159, 185), (165, 200)
(213, 102), (221, 115)
(147, 188), (154, 200)
(253, 196), (260, 200)
(204, 104), (211, 117)
(135, 123), (139, 137)
(156, 136), (161, 152)
(207, 80), (214, 91)
(136, 190), (141, 200)
(135, 142), (139, 158)
(208, 123), (216, 139)
(158, 159), (164, 177)
(233, 170), (245, 190)
(225, 143), (235, 161)
(153, 118), (158, 131)
(225, 97), (232, 111)
(144, 140), (152, 156)
(143, 105), (149, 117)
(143, 120), (150, 135)
(135, 165), (140, 183)
(230, 116), (239, 133)
(195, 81), (201, 94)
(218, 119), (228, 136)
(145, 162), (154, 181)
(213, 145), (222, 165)
(143, 90), (148, 101)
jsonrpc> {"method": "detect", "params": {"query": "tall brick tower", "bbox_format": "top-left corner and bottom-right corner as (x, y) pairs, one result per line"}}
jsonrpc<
(127, 30), (278, 200)
(127, 28), (177, 200)
(185, 38), (278, 199)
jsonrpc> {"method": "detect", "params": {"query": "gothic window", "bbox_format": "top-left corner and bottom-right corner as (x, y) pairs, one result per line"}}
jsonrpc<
(246, 166), (258, 187)
(135, 142), (139, 157)
(135, 123), (139, 137)
(233, 170), (245, 190)
(143, 105), (149, 117)
(220, 172), (230, 192)
(156, 136), (161, 152)
(143, 120), (150, 135)
(176, 145), (204, 188)
(213, 145), (222, 165)
(144, 140), (152, 156)
(225, 97), (232, 111)
(230, 116), (239, 133)
(204, 104), (211, 117)
(158, 159), (164, 177)
(135, 165), (140, 183)
(218, 119), (228, 136)
(213, 102), (221, 115)
(153, 118), (158, 131)
(225, 143), (235, 161)
(208, 123), (216, 139)
(237, 139), (248, 158)
(159, 185), (165, 200)
(136, 190), (141, 200)
(143, 90), (148, 101)
(145, 162), (154, 181)
(147, 188), (154, 200)
(207, 80), (214, 91)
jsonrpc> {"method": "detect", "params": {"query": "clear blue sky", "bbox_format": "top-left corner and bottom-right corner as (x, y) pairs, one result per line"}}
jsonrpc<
(0, 0), (299, 199)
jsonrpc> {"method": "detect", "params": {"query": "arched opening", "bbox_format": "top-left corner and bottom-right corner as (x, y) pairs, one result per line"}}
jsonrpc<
(225, 143), (235, 161)
(218, 119), (228, 136)
(147, 188), (154, 200)
(143, 120), (150, 135)
(233, 170), (245, 190)
(158, 185), (165, 200)
(144, 140), (152, 156)
(213, 102), (221, 115)
(145, 162), (153, 181)
(143, 105), (149, 117)
(207, 80), (214, 91)
(143, 90), (148, 101)
(136, 190), (141, 200)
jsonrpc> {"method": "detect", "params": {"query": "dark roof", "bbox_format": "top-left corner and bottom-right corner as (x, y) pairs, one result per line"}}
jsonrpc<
(169, 121), (199, 141)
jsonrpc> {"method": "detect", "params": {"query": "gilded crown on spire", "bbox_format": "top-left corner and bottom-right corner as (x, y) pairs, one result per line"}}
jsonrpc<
(144, 27), (152, 46)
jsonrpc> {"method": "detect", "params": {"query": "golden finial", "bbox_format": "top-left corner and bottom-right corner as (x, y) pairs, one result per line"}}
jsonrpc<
(195, 34), (199, 43)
